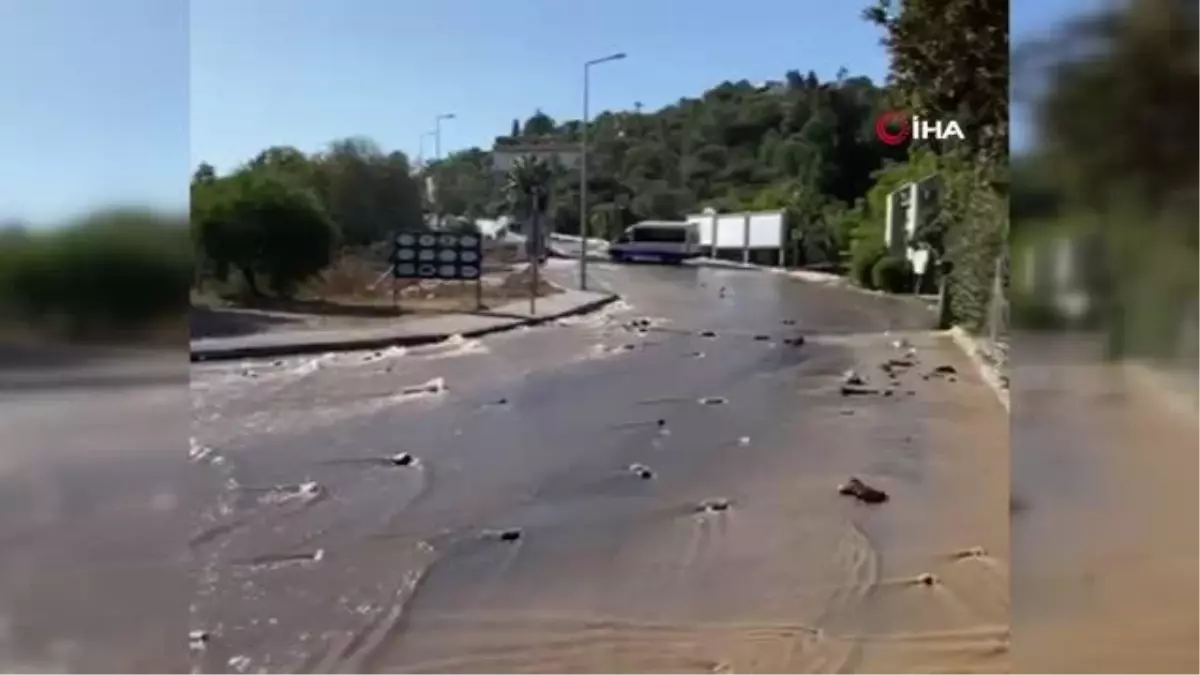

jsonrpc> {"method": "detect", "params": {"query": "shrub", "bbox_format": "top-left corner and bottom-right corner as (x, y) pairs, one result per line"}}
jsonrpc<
(192, 170), (339, 297)
(872, 255), (915, 294)
(850, 242), (887, 289)
(0, 209), (191, 336)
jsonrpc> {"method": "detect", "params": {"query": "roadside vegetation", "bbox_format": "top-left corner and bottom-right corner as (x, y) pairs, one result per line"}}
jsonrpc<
(4, 0), (1027, 338)
(1011, 0), (1196, 365)
(0, 209), (190, 341)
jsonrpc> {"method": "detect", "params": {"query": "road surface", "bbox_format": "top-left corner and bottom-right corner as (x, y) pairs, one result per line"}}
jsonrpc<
(185, 261), (1009, 674)
(1009, 334), (1198, 673)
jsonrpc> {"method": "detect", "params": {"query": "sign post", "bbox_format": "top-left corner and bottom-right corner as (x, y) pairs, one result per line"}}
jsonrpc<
(390, 230), (483, 311)
(525, 185), (549, 317)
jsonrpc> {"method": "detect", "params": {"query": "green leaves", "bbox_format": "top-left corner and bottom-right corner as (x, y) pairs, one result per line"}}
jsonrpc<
(865, 0), (1008, 163)
(504, 155), (554, 217)
(431, 69), (899, 236)
(191, 168), (338, 298)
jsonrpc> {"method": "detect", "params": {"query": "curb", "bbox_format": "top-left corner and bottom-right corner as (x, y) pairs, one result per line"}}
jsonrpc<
(190, 293), (621, 363)
(687, 259), (938, 311)
(947, 326), (1010, 412)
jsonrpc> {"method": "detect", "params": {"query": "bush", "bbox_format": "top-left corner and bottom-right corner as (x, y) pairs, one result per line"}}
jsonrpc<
(872, 255), (915, 294)
(192, 170), (340, 297)
(850, 242), (887, 289)
(0, 209), (191, 336)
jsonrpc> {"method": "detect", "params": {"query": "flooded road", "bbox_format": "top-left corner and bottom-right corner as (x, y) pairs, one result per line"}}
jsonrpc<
(189, 263), (1010, 673)
(1010, 334), (1198, 673)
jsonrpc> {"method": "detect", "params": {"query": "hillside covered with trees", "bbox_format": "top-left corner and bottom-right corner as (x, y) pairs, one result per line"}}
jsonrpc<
(430, 70), (906, 265)
(183, 0), (1006, 329)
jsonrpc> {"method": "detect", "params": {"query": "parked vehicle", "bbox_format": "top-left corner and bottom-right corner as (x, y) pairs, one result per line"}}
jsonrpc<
(608, 221), (702, 264)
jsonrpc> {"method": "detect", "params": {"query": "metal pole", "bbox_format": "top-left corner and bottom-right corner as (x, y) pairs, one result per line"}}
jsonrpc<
(434, 118), (442, 162)
(530, 202), (540, 316)
(434, 114), (455, 229)
(579, 52), (626, 291)
(580, 64), (590, 291)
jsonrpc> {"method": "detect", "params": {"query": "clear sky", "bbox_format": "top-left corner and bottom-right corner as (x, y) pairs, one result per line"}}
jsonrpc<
(1, 0), (1104, 225)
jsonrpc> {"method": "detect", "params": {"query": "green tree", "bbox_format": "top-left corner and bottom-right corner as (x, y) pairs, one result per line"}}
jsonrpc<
(191, 170), (339, 297)
(503, 155), (553, 219)
(397, 68), (903, 246)
(313, 138), (424, 244)
(522, 110), (556, 137)
(192, 162), (217, 185)
(863, 0), (1008, 163)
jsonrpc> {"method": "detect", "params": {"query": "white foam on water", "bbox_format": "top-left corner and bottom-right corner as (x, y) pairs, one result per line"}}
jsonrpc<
(381, 345), (409, 359)
(290, 353), (335, 376)
(188, 437), (214, 463)
(390, 376), (448, 403)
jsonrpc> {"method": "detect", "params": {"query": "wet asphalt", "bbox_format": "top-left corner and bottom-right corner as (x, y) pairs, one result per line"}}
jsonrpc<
(184, 262), (1012, 673)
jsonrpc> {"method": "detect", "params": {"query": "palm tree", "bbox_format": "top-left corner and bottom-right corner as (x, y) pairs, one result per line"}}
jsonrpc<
(503, 155), (554, 262)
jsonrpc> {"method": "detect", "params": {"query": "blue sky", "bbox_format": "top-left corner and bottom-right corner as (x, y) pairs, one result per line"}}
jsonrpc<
(1, 0), (1103, 225)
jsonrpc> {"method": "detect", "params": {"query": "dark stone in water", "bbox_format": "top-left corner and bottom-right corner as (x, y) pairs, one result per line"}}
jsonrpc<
(496, 529), (522, 542)
(699, 330), (717, 338)
(840, 386), (877, 397)
(656, 418), (666, 427)
(883, 390), (894, 397)
(630, 464), (654, 480)
(753, 334), (771, 341)
(837, 477), (888, 504)
(933, 365), (957, 375)
(698, 497), (731, 513)
(781, 319), (797, 326)
(390, 452), (415, 466)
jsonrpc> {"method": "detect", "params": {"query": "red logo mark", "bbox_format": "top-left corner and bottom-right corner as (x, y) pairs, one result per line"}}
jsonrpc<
(875, 111), (910, 145)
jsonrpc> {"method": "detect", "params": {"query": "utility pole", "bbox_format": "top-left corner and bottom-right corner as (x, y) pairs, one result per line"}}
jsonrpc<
(434, 113), (455, 229)
(580, 52), (626, 291)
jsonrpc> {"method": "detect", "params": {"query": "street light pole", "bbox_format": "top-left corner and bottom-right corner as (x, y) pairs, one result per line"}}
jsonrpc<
(434, 113), (455, 161)
(433, 113), (455, 229)
(418, 130), (436, 167)
(579, 52), (626, 291)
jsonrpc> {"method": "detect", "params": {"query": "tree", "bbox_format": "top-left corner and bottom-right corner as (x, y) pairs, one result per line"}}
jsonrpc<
(503, 155), (553, 219)
(522, 110), (556, 137)
(192, 162), (217, 185)
(510, 119), (520, 138)
(864, 0), (1007, 163)
(1026, 0), (1196, 218)
(191, 170), (339, 297)
(430, 68), (898, 238)
(313, 138), (424, 244)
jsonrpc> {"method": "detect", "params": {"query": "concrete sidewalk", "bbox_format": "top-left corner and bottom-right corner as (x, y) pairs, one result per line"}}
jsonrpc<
(190, 290), (619, 362)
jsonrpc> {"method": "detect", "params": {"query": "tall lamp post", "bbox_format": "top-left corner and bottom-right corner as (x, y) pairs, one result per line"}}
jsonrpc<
(418, 130), (436, 168)
(579, 52), (626, 291)
(434, 113), (455, 229)
(434, 112), (456, 161)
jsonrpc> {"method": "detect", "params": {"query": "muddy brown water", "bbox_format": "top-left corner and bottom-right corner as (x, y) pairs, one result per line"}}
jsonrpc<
(182, 265), (1011, 673)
